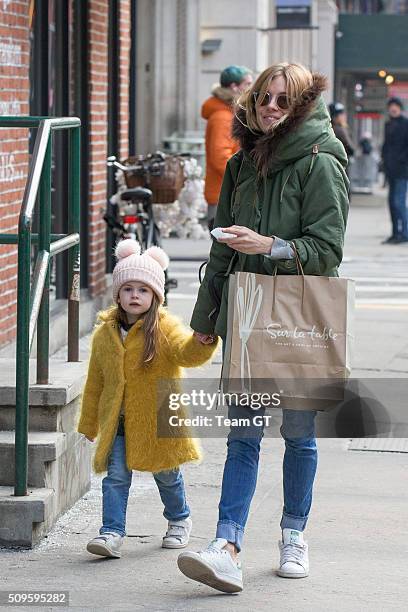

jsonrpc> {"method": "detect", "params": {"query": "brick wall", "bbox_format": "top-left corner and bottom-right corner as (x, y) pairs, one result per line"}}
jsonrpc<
(0, 0), (133, 347)
(87, 0), (108, 298)
(119, 0), (130, 160)
(0, 0), (30, 346)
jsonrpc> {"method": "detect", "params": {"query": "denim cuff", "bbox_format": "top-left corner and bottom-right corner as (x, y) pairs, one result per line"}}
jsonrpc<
(100, 527), (126, 537)
(216, 520), (244, 552)
(264, 235), (295, 260)
(280, 511), (309, 532)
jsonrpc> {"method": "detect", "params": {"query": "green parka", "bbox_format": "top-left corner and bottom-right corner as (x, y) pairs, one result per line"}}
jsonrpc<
(191, 74), (349, 339)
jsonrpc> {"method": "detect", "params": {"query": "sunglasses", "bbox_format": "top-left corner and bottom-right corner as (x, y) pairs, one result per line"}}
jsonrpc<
(252, 91), (289, 110)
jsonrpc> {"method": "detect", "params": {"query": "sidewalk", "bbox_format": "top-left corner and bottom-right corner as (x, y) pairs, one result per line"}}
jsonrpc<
(162, 236), (211, 261)
(344, 187), (408, 259)
(1, 191), (407, 610)
(1, 435), (406, 611)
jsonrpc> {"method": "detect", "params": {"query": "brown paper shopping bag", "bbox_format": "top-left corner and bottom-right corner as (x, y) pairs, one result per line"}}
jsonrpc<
(222, 267), (355, 411)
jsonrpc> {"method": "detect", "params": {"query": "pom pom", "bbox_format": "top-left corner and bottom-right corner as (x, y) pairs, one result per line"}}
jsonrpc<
(145, 246), (169, 270)
(115, 239), (141, 260)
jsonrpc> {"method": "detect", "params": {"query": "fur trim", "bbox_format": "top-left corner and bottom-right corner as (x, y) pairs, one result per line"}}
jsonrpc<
(232, 73), (328, 175)
(77, 308), (218, 473)
(211, 85), (236, 105)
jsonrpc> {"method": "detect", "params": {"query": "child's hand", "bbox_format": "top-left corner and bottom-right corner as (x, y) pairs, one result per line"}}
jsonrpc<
(194, 331), (216, 345)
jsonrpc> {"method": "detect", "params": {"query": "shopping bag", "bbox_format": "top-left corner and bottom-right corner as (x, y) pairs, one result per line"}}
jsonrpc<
(222, 266), (355, 411)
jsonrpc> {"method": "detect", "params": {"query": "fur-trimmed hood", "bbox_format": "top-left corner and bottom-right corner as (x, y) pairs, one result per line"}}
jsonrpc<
(201, 86), (236, 121)
(211, 85), (236, 104)
(232, 73), (347, 175)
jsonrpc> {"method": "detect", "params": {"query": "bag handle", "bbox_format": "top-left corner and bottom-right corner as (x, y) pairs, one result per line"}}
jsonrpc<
(291, 242), (305, 276)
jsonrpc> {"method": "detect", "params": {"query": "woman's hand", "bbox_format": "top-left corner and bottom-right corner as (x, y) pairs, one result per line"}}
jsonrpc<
(218, 225), (274, 255)
(193, 331), (216, 345)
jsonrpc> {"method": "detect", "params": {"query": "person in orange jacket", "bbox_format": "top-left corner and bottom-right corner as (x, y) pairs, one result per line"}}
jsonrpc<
(202, 65), (253, 230)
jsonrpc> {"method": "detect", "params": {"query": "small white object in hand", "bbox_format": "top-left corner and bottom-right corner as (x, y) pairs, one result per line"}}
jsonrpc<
(211, 227), (238, 240)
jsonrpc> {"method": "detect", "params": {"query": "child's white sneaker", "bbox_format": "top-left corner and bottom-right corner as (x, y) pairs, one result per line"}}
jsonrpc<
(86, 531), (124, 558)
(277, 528), (309, 578)
(177, 538), (243, 593)
(162, 516), (192, 549)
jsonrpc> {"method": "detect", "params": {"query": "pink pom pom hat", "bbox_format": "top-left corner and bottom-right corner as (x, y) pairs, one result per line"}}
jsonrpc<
(112, 239), (170, 304)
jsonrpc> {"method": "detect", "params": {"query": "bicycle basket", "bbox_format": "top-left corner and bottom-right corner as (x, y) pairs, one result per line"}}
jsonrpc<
(123, 154), (186, 204)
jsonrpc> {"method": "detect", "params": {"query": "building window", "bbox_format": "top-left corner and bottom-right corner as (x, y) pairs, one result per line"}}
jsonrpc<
(336, 0), (408, 13)
(276, 0), (311, 29)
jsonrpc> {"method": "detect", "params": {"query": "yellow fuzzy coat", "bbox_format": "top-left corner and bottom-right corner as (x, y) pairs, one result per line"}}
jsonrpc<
(77, 307), (218, 473)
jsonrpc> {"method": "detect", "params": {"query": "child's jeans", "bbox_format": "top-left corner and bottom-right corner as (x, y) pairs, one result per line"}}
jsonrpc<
(100, 432), (190, 537)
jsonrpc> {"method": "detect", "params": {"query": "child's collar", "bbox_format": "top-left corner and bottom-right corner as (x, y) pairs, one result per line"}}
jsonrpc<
(120, 318), (142, 331)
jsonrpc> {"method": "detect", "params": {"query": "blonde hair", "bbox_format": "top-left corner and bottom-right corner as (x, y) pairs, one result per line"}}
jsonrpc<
(236, 62), (313, 133)
(116, 293), (161, 365)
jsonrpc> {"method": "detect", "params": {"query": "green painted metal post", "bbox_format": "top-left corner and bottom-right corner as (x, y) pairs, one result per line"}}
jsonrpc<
(15, 224), (31, 496)
(36, 141), (52, 384)
(68, 126), (81, 362)
(0, 116), (81, 497)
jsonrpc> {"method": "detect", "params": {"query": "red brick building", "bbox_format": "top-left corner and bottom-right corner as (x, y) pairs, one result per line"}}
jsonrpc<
(0, 0), (134, 348)
(0, 0), (211, 351)
(0, 0), (30, 346)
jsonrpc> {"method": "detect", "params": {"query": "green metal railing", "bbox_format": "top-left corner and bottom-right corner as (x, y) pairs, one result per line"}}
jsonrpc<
(0, 117), (81, 496)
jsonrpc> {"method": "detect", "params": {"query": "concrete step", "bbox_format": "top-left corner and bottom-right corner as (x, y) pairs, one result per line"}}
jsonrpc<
(0, 358), (88, 432)
(0, 358), (87, 406)
(0, 485), (55, 548)
(0, 431), (70, 487)
(0, 358), (91, 548)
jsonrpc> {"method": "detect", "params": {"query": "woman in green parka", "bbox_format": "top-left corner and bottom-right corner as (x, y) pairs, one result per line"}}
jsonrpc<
(177, 63), (349, 593)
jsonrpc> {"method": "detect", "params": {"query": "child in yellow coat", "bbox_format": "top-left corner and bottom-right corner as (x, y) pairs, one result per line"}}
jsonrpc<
(78, 239), (218, 558)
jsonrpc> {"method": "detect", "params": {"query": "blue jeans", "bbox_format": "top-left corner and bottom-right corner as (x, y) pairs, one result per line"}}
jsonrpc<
(216, 405), (317, 552)
(388, 177), (408, 239)
(100, 434), (190, 537)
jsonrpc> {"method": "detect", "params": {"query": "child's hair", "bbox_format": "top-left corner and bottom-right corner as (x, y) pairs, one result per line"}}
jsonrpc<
(116, 294), (161, 365)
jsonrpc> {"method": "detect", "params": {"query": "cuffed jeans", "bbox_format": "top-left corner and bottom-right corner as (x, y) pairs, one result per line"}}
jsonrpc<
(388, 177), (408, 239)
(100, 433), (190, 537)
(216, 405), (317, 552)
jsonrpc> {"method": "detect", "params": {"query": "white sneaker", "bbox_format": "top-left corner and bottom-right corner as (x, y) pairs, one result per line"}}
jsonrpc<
(162, 517), (192, 549)
(277, 528), (309, 578)
(177, 538), (243, 593)
(86, 531), (124, 558)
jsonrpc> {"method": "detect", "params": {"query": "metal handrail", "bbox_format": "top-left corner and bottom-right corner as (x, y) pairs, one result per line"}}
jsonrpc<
(0, 116), (81, 496)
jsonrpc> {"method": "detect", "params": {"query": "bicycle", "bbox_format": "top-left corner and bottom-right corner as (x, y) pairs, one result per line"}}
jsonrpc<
(105, 154), (178, 304)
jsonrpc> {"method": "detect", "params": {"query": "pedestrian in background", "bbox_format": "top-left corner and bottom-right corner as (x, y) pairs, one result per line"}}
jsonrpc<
(78, 240), (218, 559)
(178, 62), (349, 593)
(329, 101), (355, 172)
(381, 97), (408, 244)
(202, 65), (253, 231)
